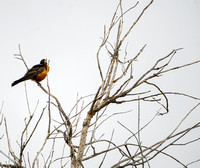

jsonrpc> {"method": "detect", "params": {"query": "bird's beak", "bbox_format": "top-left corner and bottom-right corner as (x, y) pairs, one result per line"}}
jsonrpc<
(44, 58), (47, 63)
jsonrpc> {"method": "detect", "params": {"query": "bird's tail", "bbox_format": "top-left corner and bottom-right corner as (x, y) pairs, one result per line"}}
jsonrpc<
(11, 77), (26, 87)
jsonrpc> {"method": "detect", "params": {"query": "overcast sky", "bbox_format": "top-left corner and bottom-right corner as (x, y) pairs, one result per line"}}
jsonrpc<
(0, 0), (200, 167)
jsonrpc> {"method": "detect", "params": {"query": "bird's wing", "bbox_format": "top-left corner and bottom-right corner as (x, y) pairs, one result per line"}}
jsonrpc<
(23, 64), (45, 80)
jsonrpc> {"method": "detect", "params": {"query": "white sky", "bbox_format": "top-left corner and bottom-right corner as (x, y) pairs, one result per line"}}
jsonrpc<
(0, 0), (200, 167)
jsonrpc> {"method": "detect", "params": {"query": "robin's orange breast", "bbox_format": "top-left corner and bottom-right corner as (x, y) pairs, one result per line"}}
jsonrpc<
(34, 69), (48, 82)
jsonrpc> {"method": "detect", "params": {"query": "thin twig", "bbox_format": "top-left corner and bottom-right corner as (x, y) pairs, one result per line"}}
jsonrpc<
(14, 44), (29, 70)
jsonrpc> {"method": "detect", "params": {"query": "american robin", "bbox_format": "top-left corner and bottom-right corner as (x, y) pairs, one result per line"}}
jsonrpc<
(11, 59), (50, 87)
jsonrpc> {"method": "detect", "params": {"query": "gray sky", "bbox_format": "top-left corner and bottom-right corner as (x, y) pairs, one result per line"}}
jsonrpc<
(0, 0), (200, 167)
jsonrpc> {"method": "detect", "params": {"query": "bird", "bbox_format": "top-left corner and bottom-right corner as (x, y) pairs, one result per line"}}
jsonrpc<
(11, 59), (50, 87)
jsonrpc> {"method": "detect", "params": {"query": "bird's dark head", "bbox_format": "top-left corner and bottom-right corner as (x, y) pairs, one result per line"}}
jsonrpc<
(40, 59), (47, 65)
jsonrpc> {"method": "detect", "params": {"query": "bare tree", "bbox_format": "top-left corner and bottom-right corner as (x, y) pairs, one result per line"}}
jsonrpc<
(1, 0), (200, 168)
